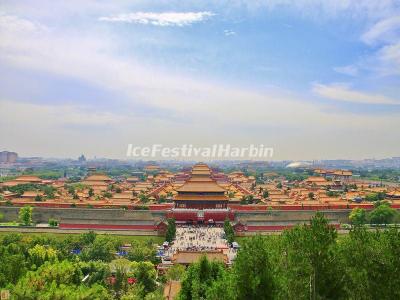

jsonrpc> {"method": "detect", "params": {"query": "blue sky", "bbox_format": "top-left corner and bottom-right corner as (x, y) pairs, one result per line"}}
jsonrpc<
(0, 1), (399, 160)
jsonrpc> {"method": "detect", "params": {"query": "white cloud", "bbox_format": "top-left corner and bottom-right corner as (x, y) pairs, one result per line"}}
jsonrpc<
(357, 15), (400, 75)
(376, 42), (400, 75)
(0, 15), (42, 32)
(249, 0), (398, 21)
(98, 11), (214, 27)
(333, 65), (358, 76)
(312, 83), (400, 105)
(1, 14), (400, 159)
(223, 29), (236, 36)
(361, 15), (400, 45)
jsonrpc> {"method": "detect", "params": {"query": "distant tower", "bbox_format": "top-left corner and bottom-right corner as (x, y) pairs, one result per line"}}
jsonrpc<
(78, 154), (86, 162)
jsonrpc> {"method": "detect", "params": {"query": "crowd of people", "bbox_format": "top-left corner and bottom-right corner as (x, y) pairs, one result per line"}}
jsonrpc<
(162, 224), (237, 263)
(175, 225), (227, 251)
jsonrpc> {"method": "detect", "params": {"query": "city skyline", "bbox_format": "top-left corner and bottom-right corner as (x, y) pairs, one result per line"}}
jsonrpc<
(1, 1), (400, 160)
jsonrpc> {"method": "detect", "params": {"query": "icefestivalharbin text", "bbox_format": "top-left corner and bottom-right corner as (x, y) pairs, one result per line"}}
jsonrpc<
(126, 144), (274, 160)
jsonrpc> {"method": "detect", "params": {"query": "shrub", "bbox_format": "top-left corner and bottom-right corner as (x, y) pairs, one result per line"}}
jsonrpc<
(48, 218), (58, 227)
(134, 205), (149, 210)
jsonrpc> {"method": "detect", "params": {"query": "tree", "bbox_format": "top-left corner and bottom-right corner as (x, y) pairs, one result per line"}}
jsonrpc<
(80, 231), (97, 245)
(67, 185), (75, 195)
(139, 193), (149, 203)
(127, 242), (158, 264)
(34, 194), (43, 202)
(48, 218), (58, 227)
(223, 219), (235, 244)
(338, 227), (400, 299)
(131, 261), (157, 296)
(262, 190), (269, 199)
(0, 212), (3, 222)
(82, 235), (118, 262)
(276, 182), (282, 189)
(308, 192), (314, 200)
(158, 195), (166, 203)
(280, 213), (343, 300)
(28, 244), (58, 268)
(349, 207), (367, 226)
(233, 235), (275, 300)
(205, 269), (236, 300)
(368, 202), (397, 225)
(88, 188), (94, 197)
(110, 258), (132, 298)
(42, 185), (56, 199)
(12, 260), (110, 299)
(0, 243), (27, 287)
(179, 256), (229, 300)
(165, 218), (176, 243)
(166, 264), (186, 281)
(19, 206), (33, 226)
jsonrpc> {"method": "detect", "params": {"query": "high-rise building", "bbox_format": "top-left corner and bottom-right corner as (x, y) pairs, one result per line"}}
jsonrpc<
(0, 151), (18, 163)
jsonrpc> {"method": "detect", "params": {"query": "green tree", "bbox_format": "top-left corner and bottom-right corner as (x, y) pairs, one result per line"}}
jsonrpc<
(103, 191), (113, 198)
(48, 218), (58, 227)
(262, 190), (269, 198)
(205, 269), (236, 300)
(19, 206), (33, 226)
(67, 185), (75, 195)
(280, 213), (343, 300)
(139, 193), (149, 203)
(179, 256), (229, 300)
(82, 235), (118, 262)
(233, 235), (275, 300)
(166, 264), (186, 281)
(42, 185), (56, 199)
(223, 219), (235, 244)
(28, 244), (58, 269)
(338, 227), (400, 299)
(110, 258), (132, 298)
(158, 195), (166, 203)
(349, 207), (367, 226)
(127, 242), (158, 264)
(165, 218), (176, 243)
(131, 261), (157, 296)
(12, 260), (110, 299)
(80, 230), (97, 246)
(368, 202), (397, 225)
(0, 244), (27, 286)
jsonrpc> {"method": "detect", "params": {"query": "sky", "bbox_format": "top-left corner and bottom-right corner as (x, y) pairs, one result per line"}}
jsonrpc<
(0, 0), (399, 161)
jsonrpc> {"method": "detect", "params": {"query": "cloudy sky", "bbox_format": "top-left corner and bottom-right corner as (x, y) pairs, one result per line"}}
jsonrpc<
(0, 1), (399, 160)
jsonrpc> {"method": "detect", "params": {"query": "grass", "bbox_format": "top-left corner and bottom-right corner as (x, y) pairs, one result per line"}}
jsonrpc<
(0, 222), (20, 226)
(0, 231), (164, 244)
